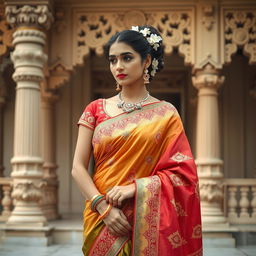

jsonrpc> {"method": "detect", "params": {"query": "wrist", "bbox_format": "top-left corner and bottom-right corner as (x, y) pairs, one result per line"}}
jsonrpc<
(96, 200), (109, 214)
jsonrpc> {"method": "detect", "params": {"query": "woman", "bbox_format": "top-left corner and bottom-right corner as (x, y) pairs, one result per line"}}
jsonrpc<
(72, 25), (202, 256)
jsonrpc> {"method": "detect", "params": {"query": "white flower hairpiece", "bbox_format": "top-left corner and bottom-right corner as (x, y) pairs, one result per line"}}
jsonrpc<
(151, 58), (159, 77)
(131, 26), (162, 51)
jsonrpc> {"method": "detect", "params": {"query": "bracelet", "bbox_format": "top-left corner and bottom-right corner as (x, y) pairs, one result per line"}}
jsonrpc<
(90, 194), (104, 212)
(99, 204), (113, 220)
(92, 196), (105, 212)
(90, 194), (100, 202)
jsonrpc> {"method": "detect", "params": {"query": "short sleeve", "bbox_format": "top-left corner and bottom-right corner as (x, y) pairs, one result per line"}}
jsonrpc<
(77, 101), (96, 131)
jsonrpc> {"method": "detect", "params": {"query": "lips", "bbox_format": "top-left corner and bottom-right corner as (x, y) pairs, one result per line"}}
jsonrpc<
(117, 74), (127, 79)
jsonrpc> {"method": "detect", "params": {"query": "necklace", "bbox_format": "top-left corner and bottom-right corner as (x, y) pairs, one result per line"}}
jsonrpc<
(117, 91), (150, 113)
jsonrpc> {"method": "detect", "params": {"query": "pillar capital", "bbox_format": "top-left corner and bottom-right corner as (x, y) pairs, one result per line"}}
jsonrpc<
(192, 64), (225, 91)
(4, 1), (53, 30)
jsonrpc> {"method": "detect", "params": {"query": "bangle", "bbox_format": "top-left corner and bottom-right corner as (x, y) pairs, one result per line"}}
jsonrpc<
(92, 196), (105, 212)
(90, 194), (104, 212)
(99, 204), (112, 220)
(90, 194), (100, 202)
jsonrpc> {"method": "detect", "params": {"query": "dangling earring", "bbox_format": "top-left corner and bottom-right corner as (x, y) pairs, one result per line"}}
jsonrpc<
(143, 68), (150, 84)
(116, 82), (122, 91)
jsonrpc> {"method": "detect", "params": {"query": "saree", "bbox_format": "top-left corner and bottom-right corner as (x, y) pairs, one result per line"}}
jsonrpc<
(78, 99), (202, 256)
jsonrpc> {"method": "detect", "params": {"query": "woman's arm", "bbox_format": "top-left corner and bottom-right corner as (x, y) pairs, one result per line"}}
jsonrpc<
(72, 125), (132, 236)
(72, 125), (99, 200)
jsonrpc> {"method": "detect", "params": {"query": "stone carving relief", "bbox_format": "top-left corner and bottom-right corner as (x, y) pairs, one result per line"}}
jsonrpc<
(192, 63), (225, 90)
(5, 5), (53, 29)
(199, 180), (224, 203)
(224, 10), (256, 64)
(0, 8), (14, 57)
(202, 5), (215, 31)
(73, 10), (193, 66)
(45, 61), (71, 91)
(11, 181), (44, 202)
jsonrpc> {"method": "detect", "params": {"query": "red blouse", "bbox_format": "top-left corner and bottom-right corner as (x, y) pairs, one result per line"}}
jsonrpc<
(77, 99), (110, 130)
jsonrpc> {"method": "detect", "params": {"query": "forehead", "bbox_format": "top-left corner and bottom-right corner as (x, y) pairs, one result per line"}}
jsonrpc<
(109, 41), (137, 56)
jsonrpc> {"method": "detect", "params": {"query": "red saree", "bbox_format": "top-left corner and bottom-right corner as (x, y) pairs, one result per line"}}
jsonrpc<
(78, 99), (202, 256)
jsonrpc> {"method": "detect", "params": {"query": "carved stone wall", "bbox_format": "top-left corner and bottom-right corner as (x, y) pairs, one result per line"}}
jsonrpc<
(72, 9), (194, 67)
(223, 9), (256, 64)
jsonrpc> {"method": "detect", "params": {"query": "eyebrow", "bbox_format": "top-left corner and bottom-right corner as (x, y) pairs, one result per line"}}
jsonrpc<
(108, 52), (133, 58)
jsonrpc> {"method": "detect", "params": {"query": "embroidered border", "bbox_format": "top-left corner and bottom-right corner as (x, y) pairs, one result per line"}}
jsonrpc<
(89, 226), (129, 256)
(133, 176), (161, 256)
(93, 102), (176, 145)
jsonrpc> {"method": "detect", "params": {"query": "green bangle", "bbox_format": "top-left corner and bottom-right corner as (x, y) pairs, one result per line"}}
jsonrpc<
(91, 195), (104, 211)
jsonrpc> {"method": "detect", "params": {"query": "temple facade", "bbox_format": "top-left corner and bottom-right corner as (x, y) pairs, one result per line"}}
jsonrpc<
(0, 0), (256, 247)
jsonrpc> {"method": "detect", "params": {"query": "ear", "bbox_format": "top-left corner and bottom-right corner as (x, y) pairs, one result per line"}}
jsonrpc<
(144, 54), (152, 69)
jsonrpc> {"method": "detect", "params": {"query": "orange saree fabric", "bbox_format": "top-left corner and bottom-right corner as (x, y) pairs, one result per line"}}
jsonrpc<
(78, 99), (202, 256)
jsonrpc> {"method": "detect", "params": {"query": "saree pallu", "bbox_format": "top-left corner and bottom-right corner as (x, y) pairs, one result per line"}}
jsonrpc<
(79, 100), (202, 256)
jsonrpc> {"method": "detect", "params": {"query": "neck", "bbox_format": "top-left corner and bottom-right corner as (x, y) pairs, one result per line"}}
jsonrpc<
(120, 81), (148, 103)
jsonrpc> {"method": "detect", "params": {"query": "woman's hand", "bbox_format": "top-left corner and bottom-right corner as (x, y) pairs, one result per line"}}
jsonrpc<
(96, 201), (132, 237)
(105, 184), (136, 207)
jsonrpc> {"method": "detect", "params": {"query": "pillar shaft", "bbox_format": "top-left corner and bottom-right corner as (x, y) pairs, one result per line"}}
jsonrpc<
(192, 64), (227, 225)
(41, 93), (59, 220)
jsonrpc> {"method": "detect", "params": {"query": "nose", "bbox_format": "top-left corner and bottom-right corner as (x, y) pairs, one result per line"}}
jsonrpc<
(116, 59), (124, 71)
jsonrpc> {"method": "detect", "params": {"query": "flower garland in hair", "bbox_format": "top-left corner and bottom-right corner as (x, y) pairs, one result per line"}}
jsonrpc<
(131, 26), (162, 51)
(131, 26), (162, 77)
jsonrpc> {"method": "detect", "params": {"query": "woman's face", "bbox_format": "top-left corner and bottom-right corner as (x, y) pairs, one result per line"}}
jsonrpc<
(108, 41), (149, 87)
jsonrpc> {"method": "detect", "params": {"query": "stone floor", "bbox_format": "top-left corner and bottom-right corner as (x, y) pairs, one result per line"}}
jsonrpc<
(0, 244), (256, 256)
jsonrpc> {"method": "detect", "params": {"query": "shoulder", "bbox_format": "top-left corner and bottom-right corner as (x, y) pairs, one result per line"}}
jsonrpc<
(160, 100), (178, 112)
(83, 98), (103, 112)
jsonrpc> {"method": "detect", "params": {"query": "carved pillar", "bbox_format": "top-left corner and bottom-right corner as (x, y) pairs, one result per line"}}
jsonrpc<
(40, 92), (59, 220)
(5, 3), (53, 227)
(192, 64), (227, 225)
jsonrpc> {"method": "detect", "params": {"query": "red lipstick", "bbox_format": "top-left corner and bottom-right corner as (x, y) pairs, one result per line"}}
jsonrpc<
(117, 74), (127, 79)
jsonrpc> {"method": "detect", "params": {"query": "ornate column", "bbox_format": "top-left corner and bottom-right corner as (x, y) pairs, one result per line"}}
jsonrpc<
(4, 3), (53, 228)
(40, 91), (59, 220)
(192, 63), (227, 225)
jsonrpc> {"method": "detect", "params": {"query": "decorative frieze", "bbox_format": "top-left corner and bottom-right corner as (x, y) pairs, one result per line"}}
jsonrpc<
(73, 9), (194, 66)
(5, 5), (53, 29)
(224, 10), (256, 64)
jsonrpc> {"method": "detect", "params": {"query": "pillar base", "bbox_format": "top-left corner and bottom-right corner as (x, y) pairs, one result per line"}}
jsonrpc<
(3, 226), (53, 246)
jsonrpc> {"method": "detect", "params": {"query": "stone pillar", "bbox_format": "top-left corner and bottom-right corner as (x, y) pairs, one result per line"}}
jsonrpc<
(41, 92), (59, 220)
(4, 3), (53, 228)
(192, 64), (227, 225)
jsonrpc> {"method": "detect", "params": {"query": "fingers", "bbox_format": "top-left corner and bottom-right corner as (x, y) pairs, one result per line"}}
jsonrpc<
(106, 187), (124, 207)
(103, 208), (132, 237)
(119, 211), (132, 231)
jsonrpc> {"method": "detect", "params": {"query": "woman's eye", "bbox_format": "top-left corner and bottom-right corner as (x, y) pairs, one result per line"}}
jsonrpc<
(109, 58), (117, 64)
(123, 55), (132, 61)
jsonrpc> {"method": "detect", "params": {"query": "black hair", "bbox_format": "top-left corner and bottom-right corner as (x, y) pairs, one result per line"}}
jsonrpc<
(104, 25), (164, 81)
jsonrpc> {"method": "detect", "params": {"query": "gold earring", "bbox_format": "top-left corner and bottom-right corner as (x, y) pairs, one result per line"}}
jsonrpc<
(116, 82), (122, 91)
(143, 69), (150, 84)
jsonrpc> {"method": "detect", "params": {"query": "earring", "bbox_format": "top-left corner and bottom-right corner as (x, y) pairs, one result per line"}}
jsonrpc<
(143, 69), (150, 84)
(116, 82), (122, 91)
